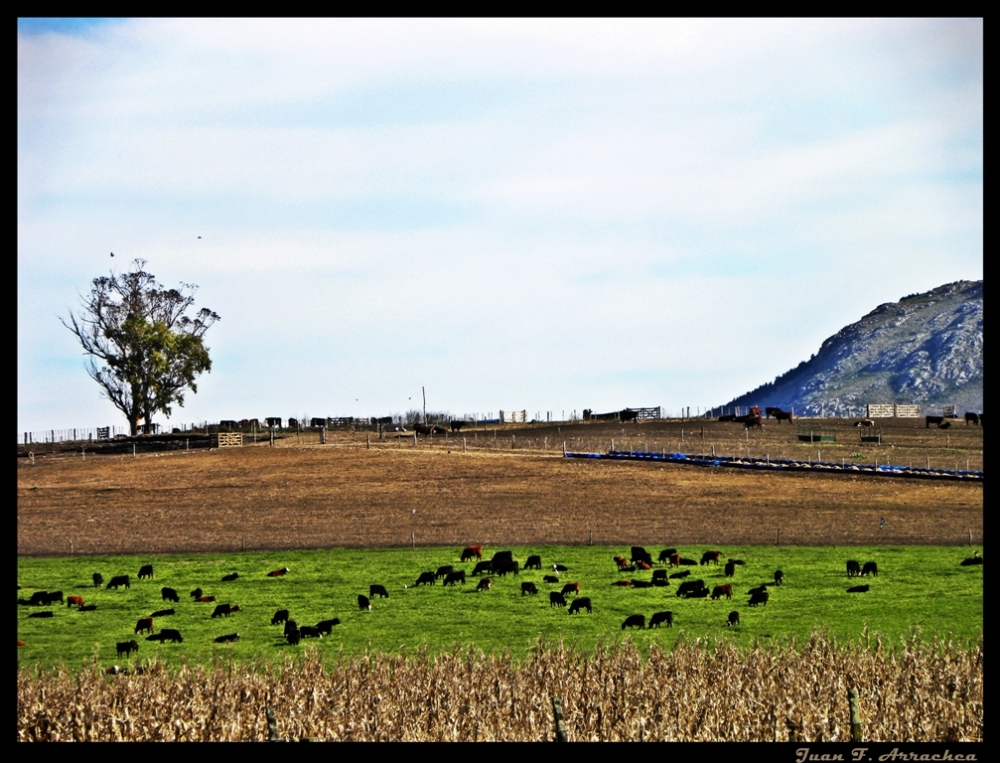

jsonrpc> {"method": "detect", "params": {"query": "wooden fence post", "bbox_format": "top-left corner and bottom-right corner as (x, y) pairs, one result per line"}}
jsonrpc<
(552, 696), (567, 742)
(847, 687), (863, 741)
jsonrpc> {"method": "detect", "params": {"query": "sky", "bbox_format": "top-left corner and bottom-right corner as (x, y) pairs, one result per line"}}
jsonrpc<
(18, 18), (983, 434)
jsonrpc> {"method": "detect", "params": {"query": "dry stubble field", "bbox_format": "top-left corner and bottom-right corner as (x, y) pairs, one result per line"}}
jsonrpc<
(17, 418), (983, 556)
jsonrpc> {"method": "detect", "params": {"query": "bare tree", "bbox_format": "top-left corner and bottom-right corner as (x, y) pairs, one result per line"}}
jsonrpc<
(61, 259), (220, 436)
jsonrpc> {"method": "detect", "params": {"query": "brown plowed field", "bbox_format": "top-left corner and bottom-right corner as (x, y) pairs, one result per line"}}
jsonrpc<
(17, 418), (983, 556)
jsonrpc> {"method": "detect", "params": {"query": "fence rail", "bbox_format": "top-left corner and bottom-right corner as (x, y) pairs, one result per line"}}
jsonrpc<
(19, 427), (131, 445)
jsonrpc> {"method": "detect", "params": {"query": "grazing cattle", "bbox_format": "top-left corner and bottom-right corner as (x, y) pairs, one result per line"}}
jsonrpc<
(138, 564), (154, 579)
(196, 595), (217, 603)
(769, 408), (794, 424)
(658, 548), (678, 563)
(93, 573), (104, 587)
(701, 551), (722, 566)
(724, 561), (736, 578)
(561, 582), (581, 597)
(711, 584), (733, 600)
(211, 604), (241, 618)
(729, 559), (746, 566)
(861, 562), (879, 577)
(117, 640), (139, 657)
(524, 555), (542, 570)
(668, 553), (681, 568)
(222, 572), (239, 582)
(286, 627), (300, 646)
(492, 551), (514, 565)
(476, 578), (492, 592)
(847, 585), (870, 593)
(543, 574), (560, 584)
(450, 420), (467, 432)
(614, 556), (630, 570)
(631, 580), (654, 589)
(774, 570), (784, 586)
(679, 557), (699, 566)
(471, 561), (493, 576)
(743, 415), (763, 430)
(284, 620), (298, 637)
(271, 609), (290, 626)
(925, 416), (949, 428)
(214, 633), (240, 643)
(649, 611), (673, 628)
(267, 567), (290, 577)
(552, 564), (569, 572)
(135, 618), (155, 634)
(621, 614), (645, 630)
(461, 546), (483, 562)
(748, 584), (768, 596)
(18, 640), (25, 647)
(299, 626), (321, 639)
(611, 579), (633, 587)
(443, 571), (466, 586)
(27, 591), (50, 606)
(150, 608), (175, 618)
(854, 419), (876, 428)
(316, 619), (341, 635)
(846, 560), (862, 577)
(413, 423), (432, 436)
(748, 591), (769, 606)
(717, 414), (737, 422)
(620, 408), (639, 423)
(652, 569), (668, 583)
(630, 547), (652, 565)
(78, 605), (97, 611)
(494, 560), (520, 577)
(67, 595), (85, 608)
(370, 584), (389, 599)
(521, 582), (539, 596)
(265, 417), (282, 429)
(636, 561), (652, 571)
(161, 587), (179, 602)
(669, 570), (691, 579)
(28, 611), (54, 618)
(358, 595), (371, 611)
(435, 565), (455, 579)
(960, 552), (983, 566)
(190, 588), (203, 599)
(561, 596), (589, 615)
(676, 580), (707, 598)
(46, 591), (64, 604)
(688, 588), (710, 598)
(727, 611), (740, 627)
(965, 412), (980, 426)
(549, 591), (567, 607)
(107, 575), (131, 590)
(415, 571), (437, 587)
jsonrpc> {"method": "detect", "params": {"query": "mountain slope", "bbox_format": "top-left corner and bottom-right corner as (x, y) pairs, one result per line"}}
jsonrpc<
(722, 280), (983, 416)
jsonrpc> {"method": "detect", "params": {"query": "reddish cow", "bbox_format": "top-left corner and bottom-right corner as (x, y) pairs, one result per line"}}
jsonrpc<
(267, 567), (290, 577)
(67, 595), (85, 608)
(701, 550), (722, 566)
(134, 617), (155, 635)
(560, 582), (581, 597)
(668, 553), (681, 568)
(711, 584), (733, 600)
(636, 561), (652, 571)
(196, 595), (217, 603)
(461, 546), (483, 562)
(613, 555), (630, 570)
(476, 578), (492, 592)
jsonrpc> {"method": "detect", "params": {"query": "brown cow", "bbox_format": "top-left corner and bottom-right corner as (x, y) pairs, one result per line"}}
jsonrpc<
(476, 577), (492, 592)
(66, 595), (85, 608)
(134, 617), (155, 635)
(711, 584), (733, 600)
(267, 567), (290, 577)
(196, 595), (217, 603)
(701, 550), (722, 566)
(668, 553), (681, 568)
(461, 546), (483, 562)
(561, 582), (580, 596)
(613, 555), (630, 570)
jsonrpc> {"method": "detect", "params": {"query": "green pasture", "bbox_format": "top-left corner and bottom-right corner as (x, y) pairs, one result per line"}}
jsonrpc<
(17, 545), (983, 672)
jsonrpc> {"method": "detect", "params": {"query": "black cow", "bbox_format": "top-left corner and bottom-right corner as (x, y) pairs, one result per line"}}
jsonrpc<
(773, 570), (784, 586)
(630, 547), (652, 565)
(414, 572), (436, 587)
(748, 584), (768, 596)
(649, 611), (673, 628)
(221, 572), (239, 582)
(215, 633), (240, 643)
(450, 420), (467, 432)
(272, 609), (290, 625)
(494, 560), (520, 577)
(471, 561), (493, 576)
(316, 619), (341, 635)
(846, 560), (861, 577)
(729, 559), (746, 566)
(543, 574), (560, 584)
(686, 588), (710, 598)
(435, 565), (454, 579)
(358, 594), (371, 611)
(549, 592), (567, 607)
(631, 580), (654, 589)
(28, 611), (54, 618)
(925, 415), (949, 428)
(107, 575), (131, 590)
(568, 597), (592, 614)
(552, 564), (569, 572)
(286, 627), (300, 646)
(679, 558), (699, 566)
(299, 625), (321, 639)
(965, 412), (980, 426)
(117, 640), (139, 657)
(521, 582), (539, 596)
(669, 570), (691, 579)
(443, 571), (466, 586)
(676, 580), (707, 598)
(78, 604), (97, 612)
(727, 611), (740, 627)
(701, 551), (722, 566)
(161, 587), (180, 602)
(524, 555), (542, 570)
(93, 573), (104, 587)
(492, 551), (514, 565)
(652, 569), (668, 583)
(960, 554), (983, 566)
(847, 585), (870, 593)
(27, 591), (50, 606)
(138, 564), (154, 579)
(370, 584), (389, 599)
(284, 620), (298, 637)
(658, 548), (678, 563)
(861, 562), (878, 577)
(749, 591), (769, 606)
(158, 629), (183, 643)
(46, 590), (64, 605)
(190, 587), (203, 599)
(621, 614), (645, 630)
(211, 603), (240, 618)
(150, 608), (175, 618)
(724, 561), (736, 578)
(413, 424), (432, 436)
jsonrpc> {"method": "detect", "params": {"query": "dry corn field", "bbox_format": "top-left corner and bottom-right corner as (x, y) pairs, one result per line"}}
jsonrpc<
(17, 633), (983, 742)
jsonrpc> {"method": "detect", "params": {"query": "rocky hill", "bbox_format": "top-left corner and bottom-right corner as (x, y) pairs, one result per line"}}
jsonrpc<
(722, 280), (983, 417)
